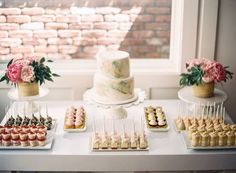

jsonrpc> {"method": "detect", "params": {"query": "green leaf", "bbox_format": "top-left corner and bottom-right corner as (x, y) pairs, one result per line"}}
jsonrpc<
(0, 76), (6, 82)
(52, 73), (60, 77)
(40, 57), (45, 64)
(47, 59), (53, 62)
(7, 59), (13, 67)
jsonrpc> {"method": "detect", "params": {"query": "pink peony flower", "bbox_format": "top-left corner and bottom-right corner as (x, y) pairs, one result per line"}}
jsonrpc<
(12, 57), (36, 66)
(20, 65), (35, 82)
(212, 62), (226, 82)
(7, 64), (22, 83)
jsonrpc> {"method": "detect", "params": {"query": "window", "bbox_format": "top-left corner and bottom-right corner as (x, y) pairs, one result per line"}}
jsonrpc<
(0, 0), (171, 60)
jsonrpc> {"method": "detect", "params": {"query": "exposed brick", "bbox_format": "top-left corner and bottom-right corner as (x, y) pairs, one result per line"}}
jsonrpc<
(82, 30), (106, 38)
(45, 9), (70, 15)
(114, 14), (130, 22)
(0, 31), (8, 38)
(58, 30), (81, 38)
(0, 23), (19, 30)
(73, 52), (95, 59)
(146, 38), (163, 45)
(0, 47), (10, 54)
(155, 0), (172, 6)
(94, 22), (118, 30)
(145, 23), (170, 30)
(56, 15), (81, 23)
(0, 54), (23, 61)
(35, 45), (58, 53)
(22, 8), (45, 15)
(83, 46), (106, 53)
(130, 45), (157, 53)
(132, 30), (154, 38)
(130, 14), (154, 22)
(119, 23), (133, 30)
(146, 7), (171, 14)
(31, 15), (56, 22)
(95, 7), (121, 14)
(0, 8), (21, 15)
(69, 23), (93, 30)
(21, 22), (44, 30)
(48, 38), (73, 45)
(107, 45), (120, 51)
(0, 38), (22, 47)
(120, 39), (146, 46)
(11, 46), (34, 53)
(70, 7), (95, 15)
(45, 23), (68, 30)
(9, 30), (33, 38)
(24, 53), (47, 58)
(107, 30), (128, 38)
(0, 16), (6, 23)
(7, 15), (31, 23)
(156, 31), (170, 37)
(23, 38), (47, 46)
(34, 30), (57, 38)
(73, 38), (97, 46)
(122, 7), (143, 14)
(59, 45), (78, 54)
(97, 37), (122, 45)
(48, 53), (72, 60)
(81, 15), (103, 22)
(155, 15), (171, 22)
(145, 53), (161, 58)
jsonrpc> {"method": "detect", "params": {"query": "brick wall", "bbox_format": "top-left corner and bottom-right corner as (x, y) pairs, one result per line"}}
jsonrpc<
(0, 0), (171, 60)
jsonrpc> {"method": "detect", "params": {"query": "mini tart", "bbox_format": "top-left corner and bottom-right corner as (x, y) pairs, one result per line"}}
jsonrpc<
(2, 131), (11, 140)
(12, 139), (20, 146)
(2, 138), (11, 146)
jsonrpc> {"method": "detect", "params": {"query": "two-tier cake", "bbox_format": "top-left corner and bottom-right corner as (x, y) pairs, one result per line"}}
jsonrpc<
(93, 51), (134, 103)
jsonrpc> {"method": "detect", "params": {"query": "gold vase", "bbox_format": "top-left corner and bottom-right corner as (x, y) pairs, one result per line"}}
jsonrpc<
(192, 82), (214, 98)
(17, 82), (39, 97)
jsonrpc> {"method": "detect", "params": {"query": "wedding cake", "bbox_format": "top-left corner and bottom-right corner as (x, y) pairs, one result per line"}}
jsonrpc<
(93, 51), (134, 103)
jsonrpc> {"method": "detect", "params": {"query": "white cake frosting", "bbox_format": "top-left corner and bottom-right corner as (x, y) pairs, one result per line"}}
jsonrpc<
(93, 50), (134, 103)
(97, 51), (130, 78)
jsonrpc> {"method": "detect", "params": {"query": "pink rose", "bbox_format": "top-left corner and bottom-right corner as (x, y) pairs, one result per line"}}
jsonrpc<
(212, 62), (226, 82)
(12, 57), (36, 66)
(7, 64), (22, 83)
(21, 65), (35, 82)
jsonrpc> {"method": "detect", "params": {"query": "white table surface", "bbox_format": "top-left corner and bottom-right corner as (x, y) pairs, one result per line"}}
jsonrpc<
(0, 100), (236, 172)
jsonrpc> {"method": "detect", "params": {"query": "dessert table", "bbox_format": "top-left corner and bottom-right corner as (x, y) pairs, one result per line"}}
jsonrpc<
(0, 100), (236, 172)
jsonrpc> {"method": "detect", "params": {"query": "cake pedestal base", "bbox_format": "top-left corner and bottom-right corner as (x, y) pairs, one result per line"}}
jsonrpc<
(83, 88), (146, 119)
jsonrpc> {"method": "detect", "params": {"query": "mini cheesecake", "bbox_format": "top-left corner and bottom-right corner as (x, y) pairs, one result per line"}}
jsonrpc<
(13, 126), (22, 133)
(37, 138), (46, 146)
(12, 139), (20, 146)
(37, 125), (47, 133)
(37, 132), (46, 140)
(19, 132), (28, 141)
(2, 138), (11, 146)
(29, 139), (38, 147)
(4, 125), (13, 133)
(28, 132), (36, 140)
(2, 131), (11, 140)
(30, 125), (38, 133)
(20, 139), (29, 147)
(11, 131), (19, 140)
(22, 126), (30, 133)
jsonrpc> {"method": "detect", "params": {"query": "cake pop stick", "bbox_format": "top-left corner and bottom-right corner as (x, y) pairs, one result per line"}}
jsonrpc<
(213, 102), (216, 119)
(220, 102), (223, 120)
(92, 116), (96, 133)
(216, 105), (220, 120)
(201, 105), (205, 120)
(223, 107), (226, 124)
(122, 119), (126, 136)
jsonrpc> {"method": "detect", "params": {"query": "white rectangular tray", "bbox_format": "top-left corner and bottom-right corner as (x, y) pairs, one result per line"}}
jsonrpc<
(63, 124), (86, 132)
(0, 120), (57, 150)
(181, 132), (236, 150)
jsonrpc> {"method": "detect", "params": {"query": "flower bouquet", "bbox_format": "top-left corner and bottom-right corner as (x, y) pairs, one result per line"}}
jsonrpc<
(180, 58), (233, 98)
(0, 57), (59, 97)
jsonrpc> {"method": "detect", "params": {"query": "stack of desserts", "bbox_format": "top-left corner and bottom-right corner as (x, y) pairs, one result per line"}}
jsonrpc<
(91, 131), (148, 150)
(144, 106), (167, 129)
(0, 124), (47, 147)
(64, 106), (86, 129)
(186, 120), (236, 147)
